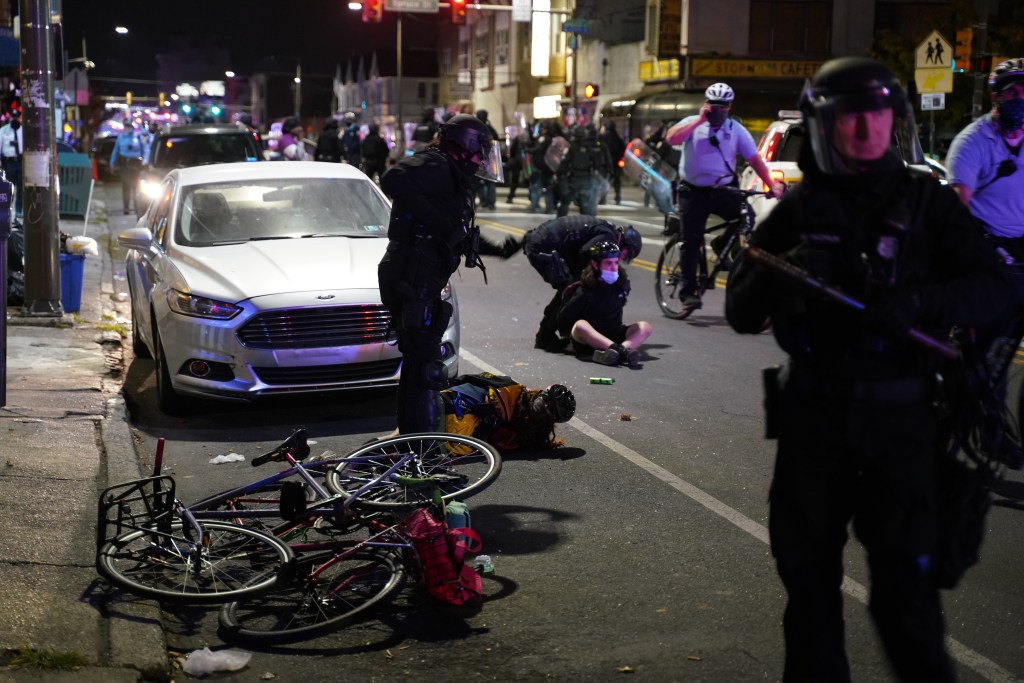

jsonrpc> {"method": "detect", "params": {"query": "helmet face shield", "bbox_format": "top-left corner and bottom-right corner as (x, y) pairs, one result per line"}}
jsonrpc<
(800, 76), (921, 174)
(476, 142), (505, 183)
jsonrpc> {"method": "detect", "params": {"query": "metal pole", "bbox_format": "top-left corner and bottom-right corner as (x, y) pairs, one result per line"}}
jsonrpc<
(0, 174), (13, 406)
(971, 0), (989, 120)
(20, 0), (62, 316)
(294, 61), (301, 118)
(396, 13), (403, 148)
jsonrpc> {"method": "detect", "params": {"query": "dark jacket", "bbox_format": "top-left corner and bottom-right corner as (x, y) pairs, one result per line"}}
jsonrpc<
(523, 215), (619, 289)
(726, 151), (1011, 381)
(556, 269), (630, 338)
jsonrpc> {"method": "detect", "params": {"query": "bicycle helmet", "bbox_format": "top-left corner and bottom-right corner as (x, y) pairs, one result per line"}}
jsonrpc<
(618, 225), (642, 263)
(540, 384), (576, 423)
(799, 56), (921, 174)
(705, 83), (735, 104)
(587, 240), (621, 262)
(990, 58), (1024, 131)
(989, 58), (1024, 93)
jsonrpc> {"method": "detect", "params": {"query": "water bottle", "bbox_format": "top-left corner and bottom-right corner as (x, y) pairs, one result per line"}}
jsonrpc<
(475, 554), (494, 574)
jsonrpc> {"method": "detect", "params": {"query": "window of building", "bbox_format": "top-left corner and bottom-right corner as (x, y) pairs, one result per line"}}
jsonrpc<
(441, 48), (453, 77)
(496, 28), (509, 66)
(458, 38), (470, 73)
(874, 1), (954, 40)
(749, 1), (831, 55)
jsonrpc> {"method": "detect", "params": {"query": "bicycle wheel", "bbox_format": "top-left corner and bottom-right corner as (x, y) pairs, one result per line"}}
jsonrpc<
(655, 236), (692, 320)
(219, 550), (405, 643)
(97, 519), (294, 603)
(324, 433), (502, 510)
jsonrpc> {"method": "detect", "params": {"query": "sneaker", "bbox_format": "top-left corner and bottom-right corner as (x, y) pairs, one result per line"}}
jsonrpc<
(681, 294), (703, 310)
(592, 347), (622, 366)
(623, 348), (641, 368)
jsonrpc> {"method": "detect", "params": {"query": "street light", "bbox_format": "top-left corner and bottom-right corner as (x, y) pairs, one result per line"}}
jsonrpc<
(114, 25), (128, 35)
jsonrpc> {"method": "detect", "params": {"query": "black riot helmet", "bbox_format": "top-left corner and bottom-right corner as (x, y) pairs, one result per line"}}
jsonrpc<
(617, 225), (642, 263)
(799, 56), (923, 174)
(438, 114), (504, 182)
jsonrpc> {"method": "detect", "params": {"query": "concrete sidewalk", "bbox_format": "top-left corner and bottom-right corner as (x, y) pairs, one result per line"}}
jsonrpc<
(1, 201), (168, 682)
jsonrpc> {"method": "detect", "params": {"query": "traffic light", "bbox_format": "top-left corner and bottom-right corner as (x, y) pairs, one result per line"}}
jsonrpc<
(362, 0), (382, 23)
(976, 53), (993, 76)
(583, 83), (599, 99)
(954, 28), (973, 73)
(451, 0), (467, 25)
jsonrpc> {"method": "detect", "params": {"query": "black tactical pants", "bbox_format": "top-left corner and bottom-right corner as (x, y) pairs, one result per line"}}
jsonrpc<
(677, 185), (744, 296)
(769, 378), (954, 683)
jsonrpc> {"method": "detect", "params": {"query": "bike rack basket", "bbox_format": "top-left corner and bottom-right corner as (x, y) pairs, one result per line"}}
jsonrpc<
(96, 475), (176, 555)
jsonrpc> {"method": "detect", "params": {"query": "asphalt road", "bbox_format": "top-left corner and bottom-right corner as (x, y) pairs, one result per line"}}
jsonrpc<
(99, 180), (1024, 682)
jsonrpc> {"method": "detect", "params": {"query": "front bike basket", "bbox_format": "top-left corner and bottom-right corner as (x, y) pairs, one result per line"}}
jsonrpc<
(96, 475), (176, 554)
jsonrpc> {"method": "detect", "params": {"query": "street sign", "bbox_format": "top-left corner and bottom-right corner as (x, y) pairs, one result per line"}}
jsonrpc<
(921, 93), (946, 111)
(915, 30), (952, 69)
(562, 18), (589, 34)
(384, 0), (438, 12)
(915, 67), (953, 94)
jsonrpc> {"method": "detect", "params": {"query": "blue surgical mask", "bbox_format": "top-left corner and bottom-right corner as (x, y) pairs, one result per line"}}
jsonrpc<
(997, 98), (1024, 132)
(599, 269), (619, 285)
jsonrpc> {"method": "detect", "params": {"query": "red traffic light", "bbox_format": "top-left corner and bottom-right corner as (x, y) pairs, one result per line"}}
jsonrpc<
(451, 0), (467, 25)
(362, 0), (383, 22)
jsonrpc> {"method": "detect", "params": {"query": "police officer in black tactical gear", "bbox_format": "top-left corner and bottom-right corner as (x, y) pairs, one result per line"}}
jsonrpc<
(378, 113), (504, 433)
(556, 126), (601, 217)
(726, 57), (1012, 683)
(521, 215), (642, 351)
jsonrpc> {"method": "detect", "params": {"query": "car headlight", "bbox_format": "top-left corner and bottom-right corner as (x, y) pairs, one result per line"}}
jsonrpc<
(167, 290), (242, 319)
(138, 177), (163, 200)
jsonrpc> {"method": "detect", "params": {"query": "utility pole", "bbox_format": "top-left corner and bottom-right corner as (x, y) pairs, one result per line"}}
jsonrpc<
(971, 0), (990, 120)
(20, 0), (62, 316)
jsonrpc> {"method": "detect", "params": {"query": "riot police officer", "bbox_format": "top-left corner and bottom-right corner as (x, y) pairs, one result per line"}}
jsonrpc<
(378, 114), (504, 433)
(726, 57), (1011, 682)
(556, 126), (601, 217)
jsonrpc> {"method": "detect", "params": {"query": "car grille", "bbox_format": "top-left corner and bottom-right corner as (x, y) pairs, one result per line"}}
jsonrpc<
(252, 358), (402, 386)
(237, 305), (391, 349)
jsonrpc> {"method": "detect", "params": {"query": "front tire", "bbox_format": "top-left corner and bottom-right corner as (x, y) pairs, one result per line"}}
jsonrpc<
(96, 520), (294, 604)
(655, 237), (692, 320)
(154, 328), (186, 415)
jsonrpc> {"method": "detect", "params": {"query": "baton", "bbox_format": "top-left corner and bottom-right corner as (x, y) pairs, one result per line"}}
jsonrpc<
(743, 245), (959, 360)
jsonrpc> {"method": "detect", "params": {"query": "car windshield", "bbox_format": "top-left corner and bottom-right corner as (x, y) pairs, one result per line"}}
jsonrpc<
(777, 125), (805, 162)
(176, 178), (391, 246)
(151, 134), (259, 169)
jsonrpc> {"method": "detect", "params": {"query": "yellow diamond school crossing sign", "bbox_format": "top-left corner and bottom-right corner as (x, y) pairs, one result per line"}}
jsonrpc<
(914, 30), (953, 94)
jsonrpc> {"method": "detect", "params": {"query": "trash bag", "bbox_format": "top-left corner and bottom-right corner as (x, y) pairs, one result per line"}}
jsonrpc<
(7, 223), (24, 272)
(6, 270), (24, 307)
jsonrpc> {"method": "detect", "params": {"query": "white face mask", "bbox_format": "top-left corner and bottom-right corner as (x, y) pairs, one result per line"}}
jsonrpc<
(599, 269), (619, 285)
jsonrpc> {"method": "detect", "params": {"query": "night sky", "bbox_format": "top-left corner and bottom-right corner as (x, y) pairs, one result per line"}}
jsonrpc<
(59, 0), (421, 81)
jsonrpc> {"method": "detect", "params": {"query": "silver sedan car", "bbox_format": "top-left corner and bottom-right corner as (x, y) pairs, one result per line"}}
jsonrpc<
(120, 161), (460, 414)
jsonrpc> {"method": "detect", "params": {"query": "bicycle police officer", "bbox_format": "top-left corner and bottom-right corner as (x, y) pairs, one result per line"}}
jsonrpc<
(666, 82), (784, 312)
(378, 114), (504, 433)
(726, 57), (1011, 682)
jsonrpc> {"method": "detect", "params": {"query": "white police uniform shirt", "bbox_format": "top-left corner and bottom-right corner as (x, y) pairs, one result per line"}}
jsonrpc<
(677, 117), (758, 188)
(0, 123), (23, 161)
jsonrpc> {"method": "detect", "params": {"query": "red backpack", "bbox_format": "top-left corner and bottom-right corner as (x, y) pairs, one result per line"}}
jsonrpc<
(399, 507), (483, 607)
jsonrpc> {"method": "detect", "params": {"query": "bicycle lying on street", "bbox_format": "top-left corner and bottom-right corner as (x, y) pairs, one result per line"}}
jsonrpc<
(655, 186), (773, 320)
(96, 429), (501, 641)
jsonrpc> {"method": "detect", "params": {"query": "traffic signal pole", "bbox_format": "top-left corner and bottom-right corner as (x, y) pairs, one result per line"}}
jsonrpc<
(20, 0), (62, 316)
(971, 12), (988, 120)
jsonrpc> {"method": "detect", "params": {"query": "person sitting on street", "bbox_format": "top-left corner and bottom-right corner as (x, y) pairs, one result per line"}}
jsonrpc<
(557, 240), (652, 367)
(521, 216), (643, 351)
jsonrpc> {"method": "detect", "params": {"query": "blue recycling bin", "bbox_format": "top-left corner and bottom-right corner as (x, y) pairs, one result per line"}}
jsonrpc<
(60, 253), (85, 313)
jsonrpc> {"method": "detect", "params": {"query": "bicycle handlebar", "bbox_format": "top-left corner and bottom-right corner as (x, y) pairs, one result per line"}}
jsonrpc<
(251, 428), (311, 467)
(743, 246), (959, 360)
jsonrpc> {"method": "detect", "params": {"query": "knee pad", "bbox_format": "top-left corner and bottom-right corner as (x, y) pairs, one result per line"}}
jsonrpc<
(421, 359), (449, 390)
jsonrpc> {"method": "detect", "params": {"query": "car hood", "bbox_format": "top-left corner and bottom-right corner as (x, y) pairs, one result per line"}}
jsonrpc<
(170, 237), (387, 302)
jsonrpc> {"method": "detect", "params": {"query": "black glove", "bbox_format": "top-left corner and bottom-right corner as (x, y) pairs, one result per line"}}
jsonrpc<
(499, 236), (522, 260)
(862, 289), (922, 339)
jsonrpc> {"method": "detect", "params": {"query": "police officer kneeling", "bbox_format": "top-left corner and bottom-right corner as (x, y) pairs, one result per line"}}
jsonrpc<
(378, 114), (503, 434)
(726, 57), (1012, 682)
